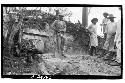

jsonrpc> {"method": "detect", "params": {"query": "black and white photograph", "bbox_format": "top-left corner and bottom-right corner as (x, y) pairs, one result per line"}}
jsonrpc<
(1, 4), (123, 79)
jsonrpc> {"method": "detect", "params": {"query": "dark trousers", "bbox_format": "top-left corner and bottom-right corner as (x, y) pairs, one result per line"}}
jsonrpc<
(90, 46), (96, 56)
(104, 33), (107, 40)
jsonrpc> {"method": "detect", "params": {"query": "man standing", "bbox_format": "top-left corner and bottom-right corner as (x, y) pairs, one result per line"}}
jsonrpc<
(97, 12), (109, 54)
(100, 12), (109, 39)
(88, 18), (98, 56)
(102, 14), (117, 60)
(52, 14), (66, 59)
(113, 7), (121, 65)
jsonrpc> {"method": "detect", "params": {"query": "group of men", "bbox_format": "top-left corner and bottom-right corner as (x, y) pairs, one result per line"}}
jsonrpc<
(52, 7), (121, 66)
(88, 7), (121, 66)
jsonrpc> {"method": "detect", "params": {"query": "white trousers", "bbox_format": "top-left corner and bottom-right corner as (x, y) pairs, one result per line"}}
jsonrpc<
(116, 40), (121, 63)
(116, 48), (121, 63)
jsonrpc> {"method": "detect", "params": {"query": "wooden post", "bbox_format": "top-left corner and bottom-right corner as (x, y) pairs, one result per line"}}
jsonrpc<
(82, 7), (88, 28)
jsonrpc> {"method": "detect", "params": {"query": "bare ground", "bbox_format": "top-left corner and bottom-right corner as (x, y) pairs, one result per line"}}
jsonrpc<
(3, 48), (121, 76)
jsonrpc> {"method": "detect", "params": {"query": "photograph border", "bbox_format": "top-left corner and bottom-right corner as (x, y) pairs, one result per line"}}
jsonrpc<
(1, 4), (123, 79)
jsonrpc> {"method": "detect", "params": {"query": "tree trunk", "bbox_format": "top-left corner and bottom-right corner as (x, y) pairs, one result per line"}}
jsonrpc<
(82, 7), (88, 28)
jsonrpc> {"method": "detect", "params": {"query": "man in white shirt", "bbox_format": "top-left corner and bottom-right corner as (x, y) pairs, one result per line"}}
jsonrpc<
(102, 14), (117, 60)
(104, 8), (121, 66)
(113, 7), (121, 65)
(113, 19), (121, 65)
(88, 18), (98, 56)
(100, 12), (109, 39)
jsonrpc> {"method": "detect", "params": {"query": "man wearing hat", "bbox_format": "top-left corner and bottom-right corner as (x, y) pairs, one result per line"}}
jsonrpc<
(102, 14), (117, 62)
(52, 14), (66, 59)
(88, 18), (98, 56)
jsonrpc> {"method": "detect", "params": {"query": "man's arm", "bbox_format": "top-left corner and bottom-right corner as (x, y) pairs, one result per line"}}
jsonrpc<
(100, 19), (105, 26)
(51, 20), (57, 30)
(63, 22), (66, 32)
(104, 24), (108, 34)
(114, 23), (119, 42)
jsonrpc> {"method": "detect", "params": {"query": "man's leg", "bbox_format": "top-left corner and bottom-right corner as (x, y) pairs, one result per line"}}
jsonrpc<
(116, 41), (121, 63)
(104, 33), (107, 40)
(105, 47), (121, 66)
(103, 34), (111, 50)
(90, 46), (95, 56)
(55, 35), (61, 58)
(61, 36), (66, 56)
(116, 48), (121, 63)
(102, 34), (112, 56)
(106, 49), (121, 66)
(94, 46), (98, 55)
(104, 34), (116, 60)
(58, 35), (62, 57)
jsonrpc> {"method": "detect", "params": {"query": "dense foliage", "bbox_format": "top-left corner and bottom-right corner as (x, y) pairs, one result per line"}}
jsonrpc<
(3, 9), (90, 57)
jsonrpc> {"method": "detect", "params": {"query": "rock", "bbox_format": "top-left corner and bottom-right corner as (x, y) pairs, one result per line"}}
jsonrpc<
(38, 62), (51, 75)
(38, 57), (73, 75)
(6, 72), (12, 75)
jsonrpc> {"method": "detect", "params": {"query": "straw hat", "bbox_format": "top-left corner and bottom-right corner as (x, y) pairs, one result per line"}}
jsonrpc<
(107, 14), (116, 19)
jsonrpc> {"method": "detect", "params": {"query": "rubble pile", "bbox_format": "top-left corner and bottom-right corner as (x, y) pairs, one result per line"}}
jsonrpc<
(36, 53), (121, 75)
